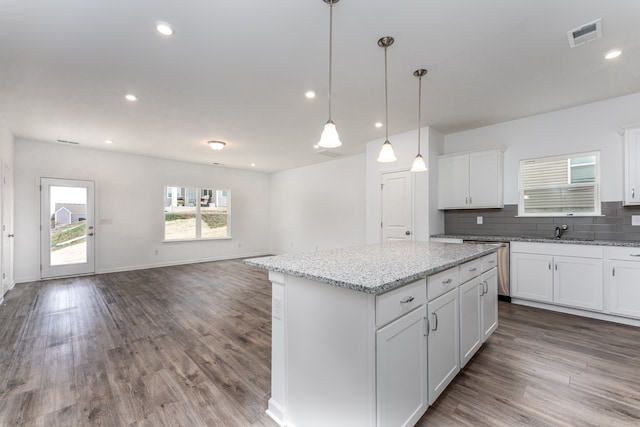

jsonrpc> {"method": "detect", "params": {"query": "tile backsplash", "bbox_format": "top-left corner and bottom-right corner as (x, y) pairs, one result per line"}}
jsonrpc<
(444, 202), (640, 242)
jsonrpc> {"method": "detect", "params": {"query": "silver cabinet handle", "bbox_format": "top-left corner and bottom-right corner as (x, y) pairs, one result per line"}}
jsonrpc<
(469, 196), (473, 205)
(8, 234), (14, 237)
(612, 267), (616, 277)
(431, 313), (438, 331)
(465, 197), (469, 205)
(633, 188), (636, 199)
(400, 296), (415, 304)
(555, 263), (558, 271)
(469, 267), (477, 272)
(479, 282), (485, 296)
(442, 278), (453, 284)
(630, 254), (640, 257)
(485, 281), (489, 294)
(548, 262), (551, 270)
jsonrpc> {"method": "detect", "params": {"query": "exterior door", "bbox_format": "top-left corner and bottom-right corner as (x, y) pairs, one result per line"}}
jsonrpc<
(40, 178), (95, 279)
(2, 163), (13, 295)
(381, 170), (412, 242)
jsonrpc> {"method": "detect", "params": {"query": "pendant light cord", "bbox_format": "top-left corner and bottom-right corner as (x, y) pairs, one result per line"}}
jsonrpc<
(384, 46), (389, 141)
(417, 74), (422, 154)
(328, 2), (334, 121)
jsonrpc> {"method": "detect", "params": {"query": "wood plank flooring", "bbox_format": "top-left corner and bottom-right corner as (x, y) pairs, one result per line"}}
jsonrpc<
(0, 259), (639, 426)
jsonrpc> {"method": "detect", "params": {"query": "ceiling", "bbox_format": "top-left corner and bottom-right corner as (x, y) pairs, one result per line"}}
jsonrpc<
(1, 0), (639, 173)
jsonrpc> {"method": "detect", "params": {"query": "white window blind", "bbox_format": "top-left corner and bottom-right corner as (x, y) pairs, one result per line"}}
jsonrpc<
(519, 152), (600, 216)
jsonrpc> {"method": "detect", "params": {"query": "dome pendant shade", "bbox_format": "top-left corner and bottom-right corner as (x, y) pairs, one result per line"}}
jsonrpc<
(318, 121), (342, 148)
(410, 153), (427, 172)
(377, 140), (397, 162)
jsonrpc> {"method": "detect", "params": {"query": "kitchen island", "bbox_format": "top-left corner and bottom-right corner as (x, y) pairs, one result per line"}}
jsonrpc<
(246, 241), (499, 427)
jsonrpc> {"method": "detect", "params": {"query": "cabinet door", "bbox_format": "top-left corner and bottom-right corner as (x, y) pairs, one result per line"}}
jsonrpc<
(625, 128), (640, 205)
(376, 305), (428, 427)
(459, 276), (481, 367)
(437, 154), (469, 209)
(427, 289), (459, 405)
(553, 256), (603, 311)
(511, 252), (553, 302)
(609, 261), (640, 319)
(469, 150), (503, 208)
(481, 268), (498, 342)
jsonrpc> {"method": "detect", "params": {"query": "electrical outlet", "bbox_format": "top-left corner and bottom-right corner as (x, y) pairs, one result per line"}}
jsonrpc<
(477, 216), (483, 225)
(632, 215), (640, 226)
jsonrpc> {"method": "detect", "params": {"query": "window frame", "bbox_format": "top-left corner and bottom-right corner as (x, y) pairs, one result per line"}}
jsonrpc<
(163, 186), (231, 241)
(518, 151), (601, 217)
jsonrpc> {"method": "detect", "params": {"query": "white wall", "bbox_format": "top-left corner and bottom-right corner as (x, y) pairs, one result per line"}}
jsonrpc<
(443, 92), (640, 204)
(270, 154), (366, 254)
(14, 139), (271, 282)
(365, 126), (444, 243)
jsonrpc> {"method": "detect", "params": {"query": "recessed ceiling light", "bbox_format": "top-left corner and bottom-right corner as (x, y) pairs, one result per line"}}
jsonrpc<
(305, 91), (316, 99)
(605, 49), (622, 60)
(208, 140), (226, 150)
(105, 139), (113, 144)
(156, 21), (175, 36)
(251, 163), (256, 167)
(125, 94), (137, 101)
(375, 122), (383, 128)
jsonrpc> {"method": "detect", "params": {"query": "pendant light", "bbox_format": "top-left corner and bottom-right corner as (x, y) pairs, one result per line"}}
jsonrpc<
(317, 0), (342, 148)
(377, 36), (396, 163)
(411, 68), (428, 172)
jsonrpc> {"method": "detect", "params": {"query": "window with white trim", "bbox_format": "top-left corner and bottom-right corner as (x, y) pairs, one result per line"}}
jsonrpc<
(164, 186), (231, 240)
(518, 151), (600, 216)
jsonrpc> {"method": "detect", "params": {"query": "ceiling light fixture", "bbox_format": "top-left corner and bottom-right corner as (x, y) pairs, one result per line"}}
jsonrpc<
(375, 122), (383, 128)
(105, 139), (113, 144)
(605, 49), (622, 60)
(305, 91), (316, 99)
(208, 140), (226, 150)
(377, 36), (396, 163)
(156, 21), (175, 36)
(125, 94), (137, 101)
(411, 68), (428, 173)
(317, 0), (342, 149)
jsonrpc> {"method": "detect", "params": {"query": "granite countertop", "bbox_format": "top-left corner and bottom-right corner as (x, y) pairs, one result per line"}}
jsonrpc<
(245, 241), (498, 295)
(431, 234), (640, 247)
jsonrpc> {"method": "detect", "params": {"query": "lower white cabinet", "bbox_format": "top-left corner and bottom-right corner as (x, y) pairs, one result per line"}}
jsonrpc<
(481, 267), (498, 341)
(459, 276), (482, 367)
(553, 256), (603, 311)
(376, 305), (428, 427)
(511, 252), (553, 302)
(609, 247), (640, 319)
(427, 288), (459, 405)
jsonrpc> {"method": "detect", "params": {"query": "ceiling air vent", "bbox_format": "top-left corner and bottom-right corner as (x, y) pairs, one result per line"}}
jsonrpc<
(57, 139), (80, 145)
(567, 18), (602, 48)
(315, 150), (342, 158)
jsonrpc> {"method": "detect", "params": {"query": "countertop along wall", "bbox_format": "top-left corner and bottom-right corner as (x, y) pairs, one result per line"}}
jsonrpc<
(14, 139), (271, 282)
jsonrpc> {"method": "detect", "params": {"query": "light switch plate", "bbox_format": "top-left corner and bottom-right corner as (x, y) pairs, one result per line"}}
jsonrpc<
(477, 216), (483, 225)
(632, 215), (640, 226)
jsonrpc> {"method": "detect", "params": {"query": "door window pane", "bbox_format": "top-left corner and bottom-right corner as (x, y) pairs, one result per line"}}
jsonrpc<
(50, 186), (87, 265)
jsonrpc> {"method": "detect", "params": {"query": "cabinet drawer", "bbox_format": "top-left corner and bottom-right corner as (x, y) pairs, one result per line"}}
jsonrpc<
(481, 253), (498, 272)
(428, 268), (459, 301)
(459, 259), (482, 284)
(610, 247), (640, 261)
(376, 279), (427, 327)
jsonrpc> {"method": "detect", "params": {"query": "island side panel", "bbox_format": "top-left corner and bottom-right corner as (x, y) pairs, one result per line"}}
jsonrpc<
(285, 275), (376, 427)
(267, 271), (287, 425)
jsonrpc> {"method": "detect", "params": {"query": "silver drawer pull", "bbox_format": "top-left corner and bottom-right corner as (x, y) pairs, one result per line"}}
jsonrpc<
(630, 254), (640, 257)
(400, 296), (415, 304)
(469, 267), (477, 272)
(488, 260), (495, 264)
(442, 278), (453, 284)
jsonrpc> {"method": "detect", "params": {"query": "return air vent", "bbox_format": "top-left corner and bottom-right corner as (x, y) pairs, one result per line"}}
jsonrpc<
(315, 150), (342, 158)
(57, 139), (80, 145)
(567, 18), (602, 48)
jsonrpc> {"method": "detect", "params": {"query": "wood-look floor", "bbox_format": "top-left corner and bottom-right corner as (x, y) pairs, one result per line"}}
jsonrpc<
(0, 259), (638, 426)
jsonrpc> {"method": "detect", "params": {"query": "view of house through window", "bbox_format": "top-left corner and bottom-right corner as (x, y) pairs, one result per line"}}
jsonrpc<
(164, 187), (230, 240)
(519, 151), (600, 216)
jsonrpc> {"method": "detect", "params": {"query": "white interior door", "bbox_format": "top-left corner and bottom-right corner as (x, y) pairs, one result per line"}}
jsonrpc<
(40, 178), (95, 279)
(381, 170), (413, 242)
(2, 163), (14, 295)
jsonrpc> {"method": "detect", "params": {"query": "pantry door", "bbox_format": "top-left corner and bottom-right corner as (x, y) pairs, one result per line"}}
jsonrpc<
(40, 178), (95, 279)
(381, 170), (413, 242)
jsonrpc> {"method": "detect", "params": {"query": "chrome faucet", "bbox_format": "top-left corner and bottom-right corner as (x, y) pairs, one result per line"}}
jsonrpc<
(555, 225), (568, 239)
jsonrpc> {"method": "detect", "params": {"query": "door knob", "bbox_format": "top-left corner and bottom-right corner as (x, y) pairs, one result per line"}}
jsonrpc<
(88, 232), (94, 236)
(8, 234), (14, 238)
(405, 231), (411, 236)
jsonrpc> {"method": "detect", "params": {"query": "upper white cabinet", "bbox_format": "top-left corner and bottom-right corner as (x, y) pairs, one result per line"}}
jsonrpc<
(624, 127), (640, 206)
(438, 149), (504, 209)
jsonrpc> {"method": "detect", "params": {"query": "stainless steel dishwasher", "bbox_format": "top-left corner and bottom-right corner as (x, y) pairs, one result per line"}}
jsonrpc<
(464, 240), (510, 301)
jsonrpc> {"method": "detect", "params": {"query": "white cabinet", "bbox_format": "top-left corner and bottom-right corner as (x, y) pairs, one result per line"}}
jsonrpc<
(481, 267), (498, 341)
(427, 288), (459, 405)
(376, 305), (428, 427)
(624, 127), (640, 206)
(437, 149), (504, 209)
(609, 247), (640, 319)
(511, 252), (554, 302)
(459, 276), (482, 367)
(511, 242), (604, 312)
